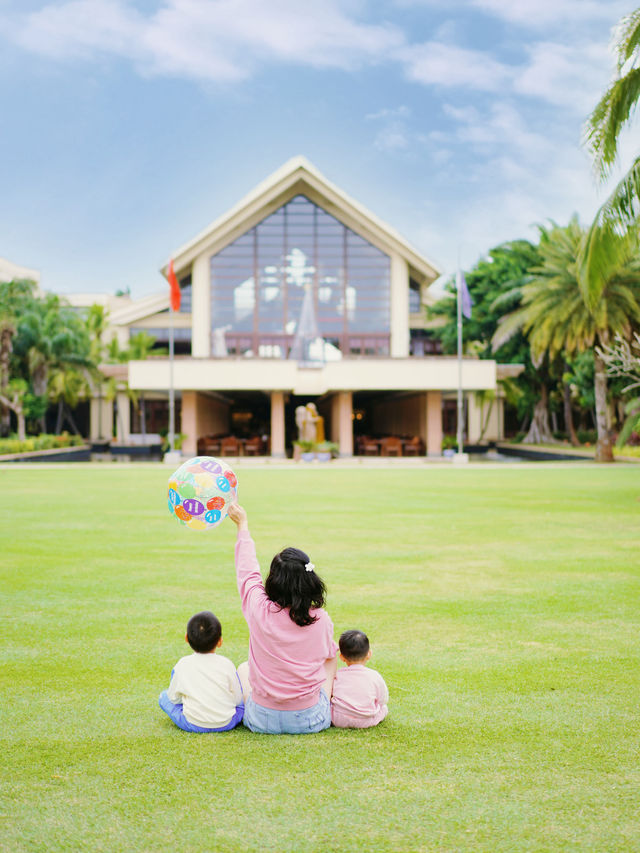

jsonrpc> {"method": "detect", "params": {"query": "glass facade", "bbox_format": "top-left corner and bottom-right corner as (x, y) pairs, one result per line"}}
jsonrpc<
(210, 195), (391, 357)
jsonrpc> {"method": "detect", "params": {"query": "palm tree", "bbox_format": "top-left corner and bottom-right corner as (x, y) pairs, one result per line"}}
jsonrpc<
(582, 7), (640, 304)
(0, 279), (36, 435)
(493, 218), (640, 461)
(13, 294), (92, 432)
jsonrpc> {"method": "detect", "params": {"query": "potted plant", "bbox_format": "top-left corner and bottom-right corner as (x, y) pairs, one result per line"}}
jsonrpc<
(293, 439), (315, 461)
(314, 440), (339, 461)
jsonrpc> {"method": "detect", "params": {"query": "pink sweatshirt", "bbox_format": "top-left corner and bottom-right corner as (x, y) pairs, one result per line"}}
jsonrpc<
(235, 530), (338, 711)
(330, 664), (389, 728)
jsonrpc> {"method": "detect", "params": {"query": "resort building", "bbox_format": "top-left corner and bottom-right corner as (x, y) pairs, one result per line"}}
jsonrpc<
(82, 157), (513, 456)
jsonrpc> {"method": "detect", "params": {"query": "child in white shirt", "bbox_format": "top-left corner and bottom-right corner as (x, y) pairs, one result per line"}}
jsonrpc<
(158, 610), (244, 732)
(331, 629), (388, 729)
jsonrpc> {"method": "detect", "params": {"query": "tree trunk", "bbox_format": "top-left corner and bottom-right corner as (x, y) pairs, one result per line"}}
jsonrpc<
(140, 391), (147, 444)
(55, 400), (64, 434)
(17, 410), (26, 441)
(64, 402), (81, 436)
(594, 353), (614, 462)
(0, 326), (13, 437)
(523, 386), (553, 444)
(562, 380), (580, 446)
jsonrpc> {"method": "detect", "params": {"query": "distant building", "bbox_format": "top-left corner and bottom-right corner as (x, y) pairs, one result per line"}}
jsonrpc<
(73, 157), (515, 455)
(0, 256), (40, 285)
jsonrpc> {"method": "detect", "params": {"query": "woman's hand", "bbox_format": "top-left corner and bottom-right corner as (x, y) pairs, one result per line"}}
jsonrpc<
(227, 503), (248, 531)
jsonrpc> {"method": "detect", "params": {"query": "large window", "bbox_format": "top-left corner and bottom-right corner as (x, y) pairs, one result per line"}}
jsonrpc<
(210, 195), (390, 357)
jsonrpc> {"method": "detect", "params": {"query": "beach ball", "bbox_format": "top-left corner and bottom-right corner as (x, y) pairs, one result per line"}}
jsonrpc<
(167, 456), (238, 531)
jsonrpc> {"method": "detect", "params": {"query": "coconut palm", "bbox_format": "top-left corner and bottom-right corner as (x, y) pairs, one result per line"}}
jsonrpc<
(13, 294), (92, 431)
(0, 279), (36, 435)
(582, 7), (640, 304)
(493, 218), (640, 461)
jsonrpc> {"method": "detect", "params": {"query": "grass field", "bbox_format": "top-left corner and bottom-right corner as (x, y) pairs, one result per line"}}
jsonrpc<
(1, 463), (639, 852)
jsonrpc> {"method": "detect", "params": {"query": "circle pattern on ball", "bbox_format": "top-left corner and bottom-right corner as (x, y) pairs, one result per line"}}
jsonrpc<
(167, 456), (238, 531)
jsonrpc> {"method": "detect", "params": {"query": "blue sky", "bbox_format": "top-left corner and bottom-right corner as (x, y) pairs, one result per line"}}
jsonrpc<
(0, 0), (636, 297)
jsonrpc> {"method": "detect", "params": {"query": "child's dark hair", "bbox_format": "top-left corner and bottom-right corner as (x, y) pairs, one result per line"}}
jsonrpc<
(265, 547), (326, 627)
(186, 611), (222, 653)
(339, 630), (370, 661)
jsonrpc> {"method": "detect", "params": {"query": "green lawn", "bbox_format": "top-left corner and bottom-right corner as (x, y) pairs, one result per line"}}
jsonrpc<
(1, 463), (639, 852)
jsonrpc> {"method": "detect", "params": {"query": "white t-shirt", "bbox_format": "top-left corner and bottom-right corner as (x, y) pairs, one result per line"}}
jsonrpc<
(168, 652), (243, 728)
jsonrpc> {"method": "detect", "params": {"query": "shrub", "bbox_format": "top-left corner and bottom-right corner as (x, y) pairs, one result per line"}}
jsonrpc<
(0, 433), (85, 456)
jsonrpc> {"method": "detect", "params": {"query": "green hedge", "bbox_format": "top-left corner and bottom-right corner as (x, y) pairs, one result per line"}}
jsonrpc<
(0, 433), (86, 456)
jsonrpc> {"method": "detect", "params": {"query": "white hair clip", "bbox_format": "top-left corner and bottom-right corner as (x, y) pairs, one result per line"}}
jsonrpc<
(305, 561), (315, 572)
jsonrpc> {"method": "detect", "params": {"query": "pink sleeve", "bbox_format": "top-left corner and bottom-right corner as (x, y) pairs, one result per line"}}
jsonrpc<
(324, 612), (339, 658)
(235, 529), (265, 618)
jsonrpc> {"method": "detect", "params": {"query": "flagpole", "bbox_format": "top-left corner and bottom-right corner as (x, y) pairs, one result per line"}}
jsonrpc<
(169, 304), (175, 453)
(456, 268), (463, 456)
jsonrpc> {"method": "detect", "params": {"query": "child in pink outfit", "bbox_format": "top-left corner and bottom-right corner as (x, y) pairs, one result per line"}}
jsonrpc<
(228, 503), (338, 735)
(331, 629), (389, 729)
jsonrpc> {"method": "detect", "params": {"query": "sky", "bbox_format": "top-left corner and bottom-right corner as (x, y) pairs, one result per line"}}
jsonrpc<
(0, 0), (637, 298)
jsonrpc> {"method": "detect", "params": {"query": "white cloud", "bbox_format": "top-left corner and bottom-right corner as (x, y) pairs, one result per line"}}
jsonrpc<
(513, 40), (612, 113)
(400, 40), (510, 91)
(11, 0), (404, 82)
(471, 0), (629, 29)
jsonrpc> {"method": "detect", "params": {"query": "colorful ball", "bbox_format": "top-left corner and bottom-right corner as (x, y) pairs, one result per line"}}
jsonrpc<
(167, 456), (238, 531)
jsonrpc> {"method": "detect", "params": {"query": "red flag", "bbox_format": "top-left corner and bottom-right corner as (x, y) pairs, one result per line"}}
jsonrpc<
(167, 259), (181, 312)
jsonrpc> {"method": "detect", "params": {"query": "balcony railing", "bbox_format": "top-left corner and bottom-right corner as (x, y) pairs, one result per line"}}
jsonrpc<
(221, 333), (391, 359)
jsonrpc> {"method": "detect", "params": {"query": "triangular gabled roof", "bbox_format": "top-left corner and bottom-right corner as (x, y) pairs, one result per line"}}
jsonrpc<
(162, 156), (441, 284)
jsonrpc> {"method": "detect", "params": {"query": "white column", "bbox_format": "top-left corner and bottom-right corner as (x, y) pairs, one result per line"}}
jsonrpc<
(390, 253), (409, 357)
(338, 391), (353, 457)
(191, 254), (211, 357)
(426, 390), (442, 457)
(90, 395), (113, 440)
(270, 391), (286, 458)
(467, 393), (483, 444)
(115, 392), (131, 444)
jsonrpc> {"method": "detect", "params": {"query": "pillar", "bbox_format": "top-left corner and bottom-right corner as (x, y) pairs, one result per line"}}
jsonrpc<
(181, 391), (198, 456)
(115, 392), (131, 444)
(191, 254), (212, 357)
(270, 391), (286, 458)
(330, 393), (341, 444)
(390, 253), (410, 357)
(90, 395), (113, 440)
(338, 391), (353, 457)
(426, 390), (442, 457)
(467, 393), (483, 444)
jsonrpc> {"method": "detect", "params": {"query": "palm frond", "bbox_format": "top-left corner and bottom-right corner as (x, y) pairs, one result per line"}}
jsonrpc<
(491, 305), (530, 352)
(584, 67), (640, 179)
(579, 171), (640, 308)
(615, 8), (640, 70)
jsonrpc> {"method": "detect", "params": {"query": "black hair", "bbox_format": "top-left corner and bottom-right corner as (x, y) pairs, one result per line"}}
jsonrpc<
(339, 629), (370, 661)
(264, 547), (326, 627)
(186, 611), (222, 653)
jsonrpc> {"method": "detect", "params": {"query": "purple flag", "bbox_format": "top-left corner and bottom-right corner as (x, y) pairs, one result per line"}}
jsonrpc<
(457, 269), (473, 320)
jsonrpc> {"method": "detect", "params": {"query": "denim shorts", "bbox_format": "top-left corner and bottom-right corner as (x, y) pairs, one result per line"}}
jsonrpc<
(158, 690), (244, 733)
(243, 690), (331, 735)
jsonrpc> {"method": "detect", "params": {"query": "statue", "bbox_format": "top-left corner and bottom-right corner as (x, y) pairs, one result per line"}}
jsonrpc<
(295, 402), (325, 444)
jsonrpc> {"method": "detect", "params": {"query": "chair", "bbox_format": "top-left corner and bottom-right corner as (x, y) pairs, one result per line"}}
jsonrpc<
(220, 435), (242, 456)
(380, 436), (403, 457)
(361, 437), (380, 456)
(197, 435), (222, 455)
(403, 436), (425, 456)
(244, 436), (264, 456)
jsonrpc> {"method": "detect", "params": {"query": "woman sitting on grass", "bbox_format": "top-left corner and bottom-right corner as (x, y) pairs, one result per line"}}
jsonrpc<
(227, 503), (338, 734)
